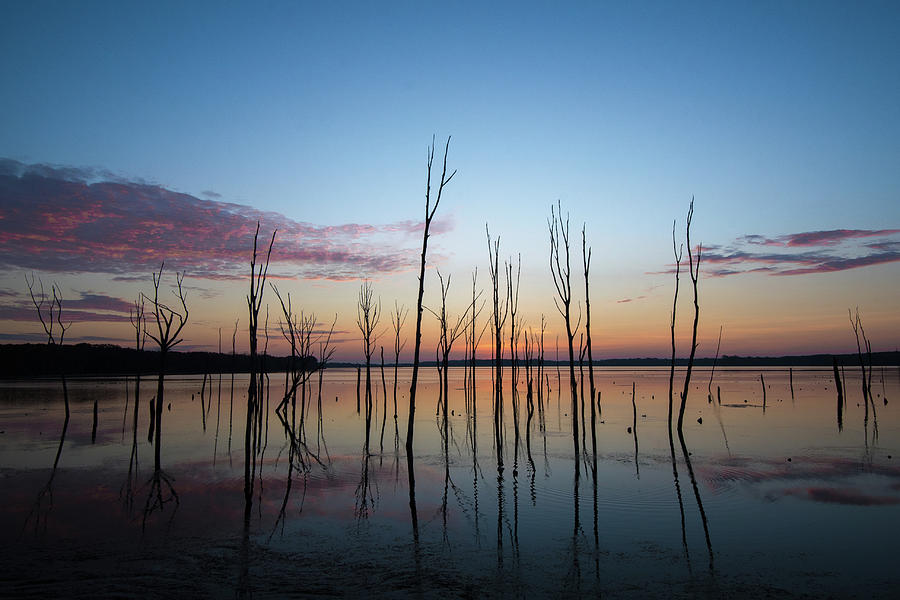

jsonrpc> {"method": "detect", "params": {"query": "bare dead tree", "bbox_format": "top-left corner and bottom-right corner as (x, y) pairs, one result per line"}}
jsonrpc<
(124, 297), (146, 502)
(391, 301), (409, 420)
(707, 325), (723, 403)
(468, 268), (488, 411)
(244, 223), (276, 521)
(507, 254), (523, 461)
(140, 263), (188, 524)
(379, 346), (388, 455)
(524, 329), (535, 415)
(668, 221), (683, 432)
(578, 332), (586, 454)
(229, 318), (238, 453)
(833, 357), (844, 432)
(435, 343), (443, 416)
(581, 226), (597, 456)
(427, 271), (472, 428)
(677, 198), (701, 434)
(538, 314), (547, 424)
(464, 268), (486, 407)
(317, 316), (337, 458)
(549, 201), (580, 471)
(486, 224), (510, 467)
(24, 274), (72, 528)
(408, 135), (456, 459)
(143, 263), (189, 472)
(357, 280), (381, 445)
(272, 285), (333, 471)
(26, 274), (71, 417)
(507, 254), (522, 400)
(129, 303), (145, 363)
(850, 308), (877, 439)
(268, 290), (333, 539)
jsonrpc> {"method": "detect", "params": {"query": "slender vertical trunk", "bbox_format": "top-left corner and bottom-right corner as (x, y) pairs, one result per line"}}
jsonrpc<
(833, 358), (844, 432)
(668, 221), (681, 432)
(676, 200), (701, 435)
(393, 352), (400, 420)
(407, 223), (427, 456)
(789, 367), (795, 402)
(409, 136), (455, 457)
(582, 228), (596, 464)
(380, 347), (387, 454)
(132, 372), (141, 453)
(760, 373), (767, 413)
(154, 349), (166, 472)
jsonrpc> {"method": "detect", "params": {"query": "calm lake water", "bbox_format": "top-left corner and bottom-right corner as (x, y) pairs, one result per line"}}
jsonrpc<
(1, 366), (898, 598)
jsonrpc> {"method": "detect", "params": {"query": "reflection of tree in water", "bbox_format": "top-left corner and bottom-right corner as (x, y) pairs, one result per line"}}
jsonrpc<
(24, 273), (72, 533)
(24, 410), (69, 534)
(121, 296), (147, 512)
(355, 421), (376, 520)
(355, 281), (380, 520)
(669, 428), (692, 571)
(269, 283), (334, 535)
(137, 263), (189, 527)
(851, 309), (879, 447)
(631, 382), (640, 479)
(678, 430), (714, 573)
(142, 468), (180, 530)
(563, 466), (581, 595)
(524, 329), (538, 507)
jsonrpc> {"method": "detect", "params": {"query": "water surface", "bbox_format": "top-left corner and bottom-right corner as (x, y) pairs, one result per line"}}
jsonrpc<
(1, 366), (898, 597)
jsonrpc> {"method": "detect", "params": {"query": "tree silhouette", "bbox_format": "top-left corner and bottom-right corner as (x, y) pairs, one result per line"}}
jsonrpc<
(549, 201), (580, 473)
(141, 262), (188, 523)
(676, 199), (701, 434)
(26, 274), (71, 416)
(244, 224), (275, 521)
(408, 135), (455, 457)
(143, 263), (189, 472)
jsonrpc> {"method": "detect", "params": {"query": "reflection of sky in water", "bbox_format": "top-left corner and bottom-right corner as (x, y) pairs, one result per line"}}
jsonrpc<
(1, 367), (898, 596)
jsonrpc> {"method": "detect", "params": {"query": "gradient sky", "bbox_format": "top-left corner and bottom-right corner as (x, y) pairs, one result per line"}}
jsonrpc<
(1, 1), (898, 361)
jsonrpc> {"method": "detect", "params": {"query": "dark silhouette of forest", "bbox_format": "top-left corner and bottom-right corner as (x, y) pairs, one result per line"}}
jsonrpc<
(0, 342), (317, 378)
(1, 341), (896, 378)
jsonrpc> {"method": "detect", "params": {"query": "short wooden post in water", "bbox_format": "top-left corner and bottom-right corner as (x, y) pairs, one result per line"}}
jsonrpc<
(760, 373), (766, 413)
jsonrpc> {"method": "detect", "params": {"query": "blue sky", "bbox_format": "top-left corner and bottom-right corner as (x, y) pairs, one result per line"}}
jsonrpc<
(1, 1), (898, 358)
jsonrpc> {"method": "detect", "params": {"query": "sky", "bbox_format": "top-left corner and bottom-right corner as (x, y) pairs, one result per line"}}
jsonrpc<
(1, 1), (898, 361)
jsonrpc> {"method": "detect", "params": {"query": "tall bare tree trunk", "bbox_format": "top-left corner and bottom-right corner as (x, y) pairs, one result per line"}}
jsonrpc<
(549, 201), (579, 474)
(676, 199), (701, 435)
(408, 136), (455, 457)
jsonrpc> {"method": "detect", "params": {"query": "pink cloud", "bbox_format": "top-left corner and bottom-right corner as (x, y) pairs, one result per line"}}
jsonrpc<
(783, 229), (900, 247)
(0, 290), (134, 323)
(692, 228), (900, 278)
(0, 159), (453, 280)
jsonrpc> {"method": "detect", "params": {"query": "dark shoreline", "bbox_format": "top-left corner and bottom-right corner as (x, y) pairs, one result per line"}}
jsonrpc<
(0, 342), (897, 378)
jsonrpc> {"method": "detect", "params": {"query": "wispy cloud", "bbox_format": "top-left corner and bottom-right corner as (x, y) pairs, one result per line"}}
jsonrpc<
(741, 229), (900, 247)
(677, 228), (900, 278)
(0, 159), (453, 281)
(616, 284), (661, 303)
(0, 290), (134, 323)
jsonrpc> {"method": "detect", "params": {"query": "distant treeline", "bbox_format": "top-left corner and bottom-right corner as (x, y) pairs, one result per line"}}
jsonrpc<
(0, 343), (317, 378)
(437, 353), (900, 368)
(0, 343), (897, 378)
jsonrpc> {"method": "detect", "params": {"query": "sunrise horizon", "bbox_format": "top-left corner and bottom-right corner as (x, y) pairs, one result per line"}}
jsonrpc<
(1, 153), (897, 363)
(3, 4), (900, 597)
